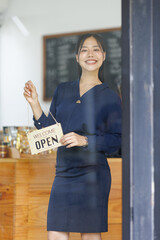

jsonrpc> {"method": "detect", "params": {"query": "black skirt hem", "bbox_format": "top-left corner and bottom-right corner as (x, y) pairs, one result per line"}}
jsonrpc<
(47, 227), (108, 233)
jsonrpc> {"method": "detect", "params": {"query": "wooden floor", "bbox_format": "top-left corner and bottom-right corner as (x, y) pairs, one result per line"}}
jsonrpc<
(0, 153), (122, 240)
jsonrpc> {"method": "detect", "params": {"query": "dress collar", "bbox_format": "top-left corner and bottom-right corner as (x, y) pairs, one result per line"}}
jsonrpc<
(74, 78), (108, 98)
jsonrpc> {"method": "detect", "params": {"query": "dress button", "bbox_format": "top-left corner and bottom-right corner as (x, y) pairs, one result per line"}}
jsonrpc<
(38, 122), (41, 125)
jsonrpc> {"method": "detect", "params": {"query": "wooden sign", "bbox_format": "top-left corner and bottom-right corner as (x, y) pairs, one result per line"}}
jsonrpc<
(27, 123), (63, 154)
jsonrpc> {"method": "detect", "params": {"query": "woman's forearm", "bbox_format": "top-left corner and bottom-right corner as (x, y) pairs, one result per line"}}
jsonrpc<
(30, 99), (43, 120)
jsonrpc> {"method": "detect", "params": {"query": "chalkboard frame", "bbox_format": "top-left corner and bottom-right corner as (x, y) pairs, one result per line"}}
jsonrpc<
(43, 27), (121, 101)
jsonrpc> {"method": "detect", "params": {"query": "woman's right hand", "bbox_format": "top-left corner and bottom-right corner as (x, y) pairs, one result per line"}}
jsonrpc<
(23, 80), (38, 105)
(23, 80), (43, 120)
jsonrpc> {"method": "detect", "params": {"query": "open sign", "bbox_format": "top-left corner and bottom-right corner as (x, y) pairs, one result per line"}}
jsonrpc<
(27, 123), (63, 154)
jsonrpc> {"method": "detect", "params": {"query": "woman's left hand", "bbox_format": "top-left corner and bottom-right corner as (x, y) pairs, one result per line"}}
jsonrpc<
(60, 132), (87, 148)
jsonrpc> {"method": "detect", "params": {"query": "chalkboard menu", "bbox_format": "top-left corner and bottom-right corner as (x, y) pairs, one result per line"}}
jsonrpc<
(43, 28), (121, 101)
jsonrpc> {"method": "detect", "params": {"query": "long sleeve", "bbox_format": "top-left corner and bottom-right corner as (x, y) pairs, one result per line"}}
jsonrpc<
(84, 95), (122, 154)
(33, 85), (59, 129)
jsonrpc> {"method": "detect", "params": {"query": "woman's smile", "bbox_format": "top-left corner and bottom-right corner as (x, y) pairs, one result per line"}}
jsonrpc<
(85, 59), (98, 65)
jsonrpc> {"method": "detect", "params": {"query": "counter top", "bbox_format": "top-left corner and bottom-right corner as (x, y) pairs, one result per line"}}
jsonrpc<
(0, 149), (122, 240)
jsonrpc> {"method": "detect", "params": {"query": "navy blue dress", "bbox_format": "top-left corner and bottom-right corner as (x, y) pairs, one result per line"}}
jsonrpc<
(34, 79), (122, 233)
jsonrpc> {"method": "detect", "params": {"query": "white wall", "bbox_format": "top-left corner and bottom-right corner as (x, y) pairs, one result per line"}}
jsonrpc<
(0, 0), (121, 129)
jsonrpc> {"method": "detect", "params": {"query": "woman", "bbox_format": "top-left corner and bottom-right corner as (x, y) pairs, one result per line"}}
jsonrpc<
(24, 33), (122, 240)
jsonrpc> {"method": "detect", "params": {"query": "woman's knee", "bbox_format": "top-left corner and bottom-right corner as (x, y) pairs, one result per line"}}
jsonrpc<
(81, 232), (102, 240)
(47, 231), (69, 240)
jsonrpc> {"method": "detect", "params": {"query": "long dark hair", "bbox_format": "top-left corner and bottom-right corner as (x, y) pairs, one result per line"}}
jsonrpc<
(75, 33), (106, 82)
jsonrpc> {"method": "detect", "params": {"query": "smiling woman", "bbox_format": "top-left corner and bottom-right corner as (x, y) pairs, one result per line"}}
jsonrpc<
(75, 35), (106, 97)
(23, 33), (122, 240)
(76, 33), (106, 84)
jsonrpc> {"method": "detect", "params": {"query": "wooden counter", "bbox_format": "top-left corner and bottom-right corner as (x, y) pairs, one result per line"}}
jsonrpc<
(0, 152), (122, 240)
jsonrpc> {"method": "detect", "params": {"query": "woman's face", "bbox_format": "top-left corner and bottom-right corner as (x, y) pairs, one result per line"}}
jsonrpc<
(76, 36), (105, 74)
